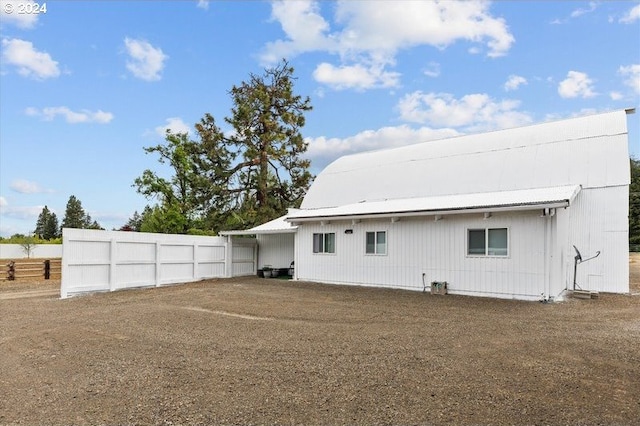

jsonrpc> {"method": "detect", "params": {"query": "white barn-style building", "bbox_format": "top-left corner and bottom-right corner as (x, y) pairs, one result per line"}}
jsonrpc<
(222, 109), (633, 301)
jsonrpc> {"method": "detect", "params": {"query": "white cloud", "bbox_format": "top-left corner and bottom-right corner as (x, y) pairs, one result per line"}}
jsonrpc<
(26, 106), (114, 123)
(0, 196), (7, 207)
(0, 202), (42, 220)
(124, 37), (168, 81)
(305, 125), (460, 166)
(396, 91), (533, 131)
(619, 64), (640, 95)
(262, 0), (514, 90)
(558, 71), (596, 99)
(155, 117), (191, 137)
(0, 0), (39, 28)
(313, 62), (400, 90)
(423, 62), (441, 78)
(619, 4), (640, 24)
(10, 179), (52, 194)
(1, 38), (60, 80)
(570, 2), (597, 18)
(609, 91), (623, 101)
(261, 0), (332, 63)
(196, 0), (209, 10)
(504, 75), (527, 91)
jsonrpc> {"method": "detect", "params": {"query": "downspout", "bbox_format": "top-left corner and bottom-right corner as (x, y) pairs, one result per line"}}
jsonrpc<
(542, 208), (555, 301)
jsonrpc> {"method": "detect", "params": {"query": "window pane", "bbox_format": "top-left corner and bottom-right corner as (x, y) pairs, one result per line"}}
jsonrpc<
(488, 228), (508, 256)
(376, 231), (386, 254)
(325, 233), (335, 253)
(313, 233), (322, 253)
(366, 232), (375, 254)
(468, 229), (486, 255)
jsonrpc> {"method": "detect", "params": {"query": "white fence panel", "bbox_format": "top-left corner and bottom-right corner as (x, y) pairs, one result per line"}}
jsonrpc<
(231, 241), (257, 276)
(0, 244), (63, 259)
(61, 229), (256, 298)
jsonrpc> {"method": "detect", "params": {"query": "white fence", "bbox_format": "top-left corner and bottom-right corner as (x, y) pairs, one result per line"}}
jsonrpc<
(0, 244), (63, 259)
(61, 229), (256, 298)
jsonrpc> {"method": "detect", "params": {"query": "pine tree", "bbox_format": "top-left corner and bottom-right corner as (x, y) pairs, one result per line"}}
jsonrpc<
(44, 212), (59, 239)
(134, 59), (313, 233)
(61, 195), (86, 230)
(34, 206), (51, 239)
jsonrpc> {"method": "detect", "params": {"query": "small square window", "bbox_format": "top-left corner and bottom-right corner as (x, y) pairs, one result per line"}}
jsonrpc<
(366, 231), (387, 254)
(313, 233), (335, 254)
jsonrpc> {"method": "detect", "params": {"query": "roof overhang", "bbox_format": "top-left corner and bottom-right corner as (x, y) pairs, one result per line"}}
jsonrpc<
(220, 215), (298, 236)
(286, 185), (581, 224)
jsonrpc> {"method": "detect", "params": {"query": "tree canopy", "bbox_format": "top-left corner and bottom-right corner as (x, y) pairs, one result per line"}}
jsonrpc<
(35, 205), (60, 240)
(135, 60), (313, 233)
(630, 157), (640, 247)
(61, 195), (103, 232)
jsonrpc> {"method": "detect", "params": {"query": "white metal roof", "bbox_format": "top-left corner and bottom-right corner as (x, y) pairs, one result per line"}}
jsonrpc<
(288, 185), (581, 222)
(220, 215), (297, 236)
(301, 110), (631, 210)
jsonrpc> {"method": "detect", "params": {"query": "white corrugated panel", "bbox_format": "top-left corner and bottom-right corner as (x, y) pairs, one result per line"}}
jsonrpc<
(221, 215), (297, 235)
(257, 233), (294, 270)
(566, 187), (629, 293)
(302, 110), (629, 209)
(294, 211), (549, 300)
(289, 185), (580, 221)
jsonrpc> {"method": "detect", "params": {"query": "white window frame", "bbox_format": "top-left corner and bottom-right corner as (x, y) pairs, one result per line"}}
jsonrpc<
(365, 231), (387, 255)
(466, 227), (509, 257)
(313, 232), (336, 254)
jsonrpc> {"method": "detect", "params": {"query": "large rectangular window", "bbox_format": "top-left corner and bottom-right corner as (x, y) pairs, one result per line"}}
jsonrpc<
(366, 231), (387, 254)
(467, 228), (508, 256)
(313, 233), (335, 254)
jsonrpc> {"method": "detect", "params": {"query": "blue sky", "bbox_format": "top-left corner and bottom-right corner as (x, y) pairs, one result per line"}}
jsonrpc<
(1, 0), (639, 237)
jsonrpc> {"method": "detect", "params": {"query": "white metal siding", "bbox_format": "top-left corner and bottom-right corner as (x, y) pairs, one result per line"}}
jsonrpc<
(257, 233), (294, 270)
(566, 187), (629, 293)
(295, 211), (548, 300)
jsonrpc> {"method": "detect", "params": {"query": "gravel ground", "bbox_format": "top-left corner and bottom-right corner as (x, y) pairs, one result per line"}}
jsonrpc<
(1, 256), (639, 425)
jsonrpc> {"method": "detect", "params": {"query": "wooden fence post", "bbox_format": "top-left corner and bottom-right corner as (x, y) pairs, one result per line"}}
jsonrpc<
(7, 260), (15, 280)
(44, 259), (51, 280)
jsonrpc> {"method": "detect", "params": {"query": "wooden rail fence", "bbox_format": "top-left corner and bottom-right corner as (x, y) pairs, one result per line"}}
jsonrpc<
(1, 259), (61, 281)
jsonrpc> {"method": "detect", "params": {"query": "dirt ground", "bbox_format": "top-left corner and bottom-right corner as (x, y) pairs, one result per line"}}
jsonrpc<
(1, 257), (639, 425)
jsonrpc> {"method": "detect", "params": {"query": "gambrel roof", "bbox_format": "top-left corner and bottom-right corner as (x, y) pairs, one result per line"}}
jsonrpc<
(300, 109), (632, 211)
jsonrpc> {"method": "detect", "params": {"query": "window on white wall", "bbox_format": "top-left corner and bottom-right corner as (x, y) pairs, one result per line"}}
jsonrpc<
(313, 233), (335, 253)
(467, 228), (508, 256)
(366, 231), (387, 254)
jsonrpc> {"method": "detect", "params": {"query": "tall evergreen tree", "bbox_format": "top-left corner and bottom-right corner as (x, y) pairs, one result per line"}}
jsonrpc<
(34, 206), (60, 240)
(119, 210), (145, 231)
(44, 212), (59, 239)
(224, 59), (313, 227)
(134, 59), (313, 233)
(61, 195), (86, 229)
(60, 195), (101, 231)
(34, 206), (52, 239)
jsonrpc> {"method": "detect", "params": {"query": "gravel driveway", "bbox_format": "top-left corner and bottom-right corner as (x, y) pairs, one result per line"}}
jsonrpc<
(1, 256), (639, 425)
